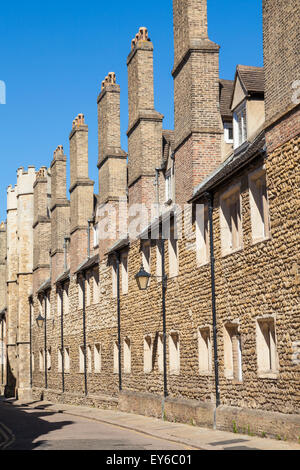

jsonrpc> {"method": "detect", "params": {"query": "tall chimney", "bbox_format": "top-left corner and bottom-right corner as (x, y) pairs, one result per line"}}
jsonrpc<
(97, 73), (127, 258)
(33, 167), (51, 293)
(50, 146), (70, 283)
(127, 27), (164, 214)
(69, 114), (94, 273)
(172, 0), (223, 204)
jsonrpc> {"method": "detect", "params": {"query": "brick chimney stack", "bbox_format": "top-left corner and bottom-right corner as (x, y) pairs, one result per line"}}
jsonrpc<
(69, 114), (94, 273)
(263, 0), (300, 151)
(97, 72), (127, 204)
(33, 167), (51, 293)
(127, 27), (164, 213)
(172, 0), (223, 204)
(50, 146), (70, 283)
(97, 73), (127, 259)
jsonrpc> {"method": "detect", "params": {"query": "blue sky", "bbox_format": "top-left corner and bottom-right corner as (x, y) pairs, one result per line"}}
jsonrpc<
(0, 0), (263, 221)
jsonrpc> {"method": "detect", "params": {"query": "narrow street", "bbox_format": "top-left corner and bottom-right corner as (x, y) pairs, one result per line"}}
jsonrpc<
(0, 400), (193, 451)
(1, 399), (299, 452)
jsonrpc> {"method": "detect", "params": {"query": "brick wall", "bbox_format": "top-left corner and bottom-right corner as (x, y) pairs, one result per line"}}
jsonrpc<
(263, 0), (300, 125)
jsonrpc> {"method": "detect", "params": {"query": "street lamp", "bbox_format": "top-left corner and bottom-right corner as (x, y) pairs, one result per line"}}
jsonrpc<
(135, 239), (168, 412)
(36, 313), (44, 328)
(135, 264), (151, 291)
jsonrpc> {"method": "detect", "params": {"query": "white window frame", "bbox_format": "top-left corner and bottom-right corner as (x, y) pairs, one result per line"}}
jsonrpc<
(78, 277), (84, 309)
(233, 101), (247, 149)
(121, 252), (129, 295)
(249, 167), (270, 243)
(87, 345), (92, 373)
(124, 337), (131, 374)
(93, 268), (100, 304)
(93, 223), (99, 248)
(79, 345), (85, 373)
(256, 317), (279, 378)
(165, 170), (173, 203)
(113, 340), (119, 374)
(198, 327), (212, 375)
(168, 223), (179, 278)
(196, 203), (210, 267)
(94, 343), (101, 373)
(58, 348), (62, 372)
(63, 283), (69, 314)
(220, 184), (243, 256)
(169, 332), (180, 375)
(64, 347), (70, 372)
(112, 262), (117, 299)
(144, 335), (153, 374)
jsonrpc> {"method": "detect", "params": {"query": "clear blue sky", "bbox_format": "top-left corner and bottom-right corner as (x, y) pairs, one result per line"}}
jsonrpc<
(0, 0), (263, 221)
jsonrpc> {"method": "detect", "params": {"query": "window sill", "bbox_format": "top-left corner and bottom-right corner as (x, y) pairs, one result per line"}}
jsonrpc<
(197, 261), (210, 269)
(258, 371), (279, 380)
(199, 370), (212, 376)
(251, 236), (271, 247)
(221, 247), (243, 258)
(170, 371), (180, 376)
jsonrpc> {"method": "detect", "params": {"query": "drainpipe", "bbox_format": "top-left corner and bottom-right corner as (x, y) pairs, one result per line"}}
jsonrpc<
(63, 237), (70, 272)
(161, 238), (168, 419)
(206, 191), (220, 429)
(113, 252), (122, 392)
(29, 298), (32, 389)
(60, 286), (65, 393)
(61, 238), (69, 393)
(44, 293), (48, 390)
(82, 273), (88, 396)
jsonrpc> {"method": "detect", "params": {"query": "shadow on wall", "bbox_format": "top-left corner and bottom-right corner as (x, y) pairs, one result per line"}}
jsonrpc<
(4, 359), (16, 398)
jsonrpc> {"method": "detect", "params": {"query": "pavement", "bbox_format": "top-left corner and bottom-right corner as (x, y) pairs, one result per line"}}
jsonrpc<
(1, 397), (300, 451)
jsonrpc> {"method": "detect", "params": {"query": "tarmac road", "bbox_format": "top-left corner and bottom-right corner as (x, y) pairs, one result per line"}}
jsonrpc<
(0, 400), (194, 451)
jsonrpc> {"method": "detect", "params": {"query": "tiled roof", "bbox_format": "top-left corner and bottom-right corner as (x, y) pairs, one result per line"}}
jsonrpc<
(107, 236), (130, 255)
(190, 130), (266, 202)
(219, 79), (234, 119)
(237, 65), (265, 94)
(55, 269), (70, 285)
(75, 254), (99, 274)
(37, 278), (51, 294)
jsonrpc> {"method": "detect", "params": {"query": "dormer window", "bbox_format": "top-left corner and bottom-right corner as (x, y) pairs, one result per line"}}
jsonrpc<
(224, 122), (233, 144)
(233, 102), (247, 149)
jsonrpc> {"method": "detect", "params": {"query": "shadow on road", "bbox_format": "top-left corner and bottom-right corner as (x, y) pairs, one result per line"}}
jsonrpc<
(0, 398), (74, 450)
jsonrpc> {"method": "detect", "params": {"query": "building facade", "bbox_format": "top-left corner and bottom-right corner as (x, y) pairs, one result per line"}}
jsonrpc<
(0, 0), (299, 441)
